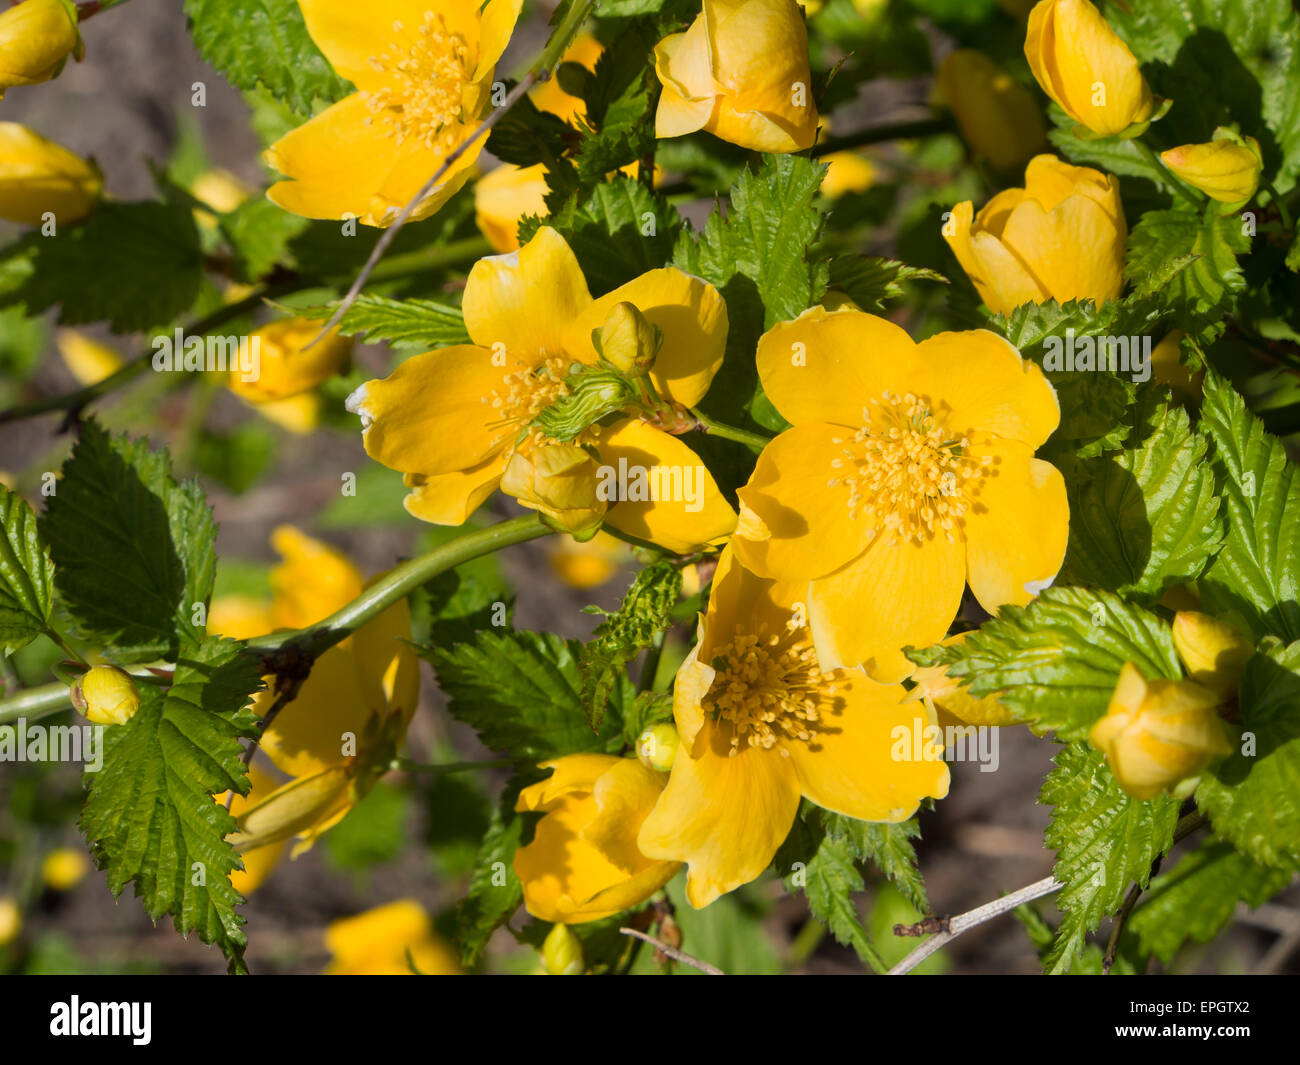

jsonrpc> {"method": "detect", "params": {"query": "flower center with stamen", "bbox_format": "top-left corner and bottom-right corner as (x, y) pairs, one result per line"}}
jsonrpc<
(363, 12), (473, 150)
(828, 390), (990, 546)
(704, 626), (835, 756)
(484, 355), (576, 452)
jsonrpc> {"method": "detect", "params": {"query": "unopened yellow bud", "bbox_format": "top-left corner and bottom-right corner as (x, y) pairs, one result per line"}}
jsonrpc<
(1172, 611), (1254, 701)
(935, 50), (1046, 172)
(0, 121), (101, 226)
(501, 444), (608, 538)
(1161, 129), (1263, 204)
(41, 847), (88, 891)
(636, 722), (679, 773)
(70, 665), (140, 726)
(1089, 662), (1233, 800)
(541, 922), (584, 975)
(598, 302), (660, 377)
(0, 896), (20, 946)
(0, 0), (83, 99)
(227, 318), (352, 404)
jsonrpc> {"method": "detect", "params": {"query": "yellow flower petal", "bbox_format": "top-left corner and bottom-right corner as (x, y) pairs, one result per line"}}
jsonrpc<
(462, 226), (594, 357)
(402, 455), (507, 526)
(257, 645), (373, 778)
(596, 418), (737, 554)
(228, 765), (352, 852)
(808, 533), (966, 682)
(223, 764), (289, 896)
(517, 755), (625, 812)
(962, 437), (1068, 613)
(269, 526), (364, 629)
(474, 162), (550, 253)
(563, 267), (728, 407)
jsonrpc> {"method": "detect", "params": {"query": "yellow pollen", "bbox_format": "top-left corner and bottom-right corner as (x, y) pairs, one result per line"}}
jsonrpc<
(363, 11), (473, 150)
(482, 355), (580, 452)
(704, 626), (837, 756)
(828, 390), (990, 546)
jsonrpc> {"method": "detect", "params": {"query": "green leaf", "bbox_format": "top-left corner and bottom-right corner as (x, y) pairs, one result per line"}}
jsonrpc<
(1125, 205), (1250, 322)
(422, 629), (624, 760)
(572, 23), (659, 187)
(1, 202), (202, 332)
(1058, 405), (1223, 599)
(827, 255), (947, 315)
(1040, 744), (1180, 974)
(578, 561), (681, 732)
(40, 422), (217, 663)
(218, 197), (309, 283)
(1198, 373), (1300, 643)
(821, 810), (928, 914)
(0, 484), (54, 655)
(1196, 639), (1300, 870)
(323, 781), (410, 872)
(657, 876), (782, 975)
(800, 833), (885, 972)
(79, 637), (263, 974)
(908, 587), (1181, 741)
(1127, 841), (1291, 963)
(293, 293), (471, 347)
(184, 0), (354, 118)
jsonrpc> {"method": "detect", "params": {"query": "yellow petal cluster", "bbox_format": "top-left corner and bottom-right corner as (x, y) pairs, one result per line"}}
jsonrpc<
(0, 121), (100, 227)
(1161, 130), (1263, 204)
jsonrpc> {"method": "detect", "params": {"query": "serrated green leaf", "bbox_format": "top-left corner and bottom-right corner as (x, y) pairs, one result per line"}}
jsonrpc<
(572, 21), (659, 187)
(455, 774), (535, 966)
(293, 292), (471, 347)
(184, 0), (354, 118)
(219, 197), (309, 283)
(40, 422), (216, 663)
(820, 810), (928, 913)
(800, 833), (886, 972)
(1, 202), (202, 332)
(1127, 841), (1291, 963)
(1058, 405), (1223, 599)
(0, 484), (54, 655)
(908, 587), (1181, 740)
(827, 255), (947, 315)
(80, 637), (263, 973)
(1197, 639), (1300, 870)
(1040, 744), (1180, 974)
(422, 629), (624, 759)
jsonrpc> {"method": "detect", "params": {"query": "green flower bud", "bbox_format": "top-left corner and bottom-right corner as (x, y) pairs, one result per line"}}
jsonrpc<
(541, 921), (584, 975)
(597, 302), (661, 377)
(636, 722), (679, 773)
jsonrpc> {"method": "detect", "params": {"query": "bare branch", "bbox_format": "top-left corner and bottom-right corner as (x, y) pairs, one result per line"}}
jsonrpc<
(619, 927), (726, 975)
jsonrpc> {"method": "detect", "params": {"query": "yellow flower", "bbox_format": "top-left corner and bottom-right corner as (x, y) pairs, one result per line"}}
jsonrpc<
(654, 0), (818, 153)
(190, 168), (253, 215)
(227, 318), (352, 404)
(474, 162), (549, 253)
(638, 548), (950, 907)
(548, 530), (630, 590)
(265, 0), (523, 226)
(1161, 130), (1263, 204)
(1089, 662), (1232, 800)
(945, 154), (1126, 315)
(346, 226), (736, 553)
(1150, 330), (1201, 401)
(1172, 611), (1253, 702)
(0, 0), (82, 99)
(56, 329), (122, 386)
(225, 528), (419, 859)
(255, 393), (322, 436)
(0, 897), (19, 946)
(911, 633), (1017, 727)
(1024, 0), (1155, 137)
(217, 764), (289, 895)
(324, 900), (461, 974)
(0, 121), (101, 226)
(501, 444), (608, 537)
(207, 594), (275, 642)
(732, 305), (1067, 682)
(71, 665), (141, 726)
(935, 49), (1046, 172)
(820, 152), (875, 199)
(531, 32), (603, 125)
(515, 754), (680, 924)
(41, 848), (88, 892)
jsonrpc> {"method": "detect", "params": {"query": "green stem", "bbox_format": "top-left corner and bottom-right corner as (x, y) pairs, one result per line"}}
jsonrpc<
(787, 918), (827, 967)
(532, 0), (599, 74)
(0, 681), (75, 726)
(1263, 182), (1295, 234)
(366, 235), (494, 283)
(638, 630), (666, 694)
(690, 408), (773, 453)
(245, 514), (552, 662)
(1134, 139), (1202, 208)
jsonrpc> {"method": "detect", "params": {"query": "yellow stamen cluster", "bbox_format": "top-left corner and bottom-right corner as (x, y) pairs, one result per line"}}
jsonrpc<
(828, 390), (990, 546)
(364, 12), (472, 150)
(704, 626), (836, 756)
(484, 355), (578, 451)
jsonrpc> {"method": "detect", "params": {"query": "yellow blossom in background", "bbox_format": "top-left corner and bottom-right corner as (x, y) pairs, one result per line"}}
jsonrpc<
(654, 0), (818, 153)
(41, 848), (88, 892)
(548, 530), (630, 589)
(935, 49), (1046, 172)
(265, 0), (523, 226)
(820, 151), (875, 198)
(1161, 129), (1263, 203)
(216, 765), (289, 896)
(1172, 611), (1254, 702)
(1089, 662), (1232, 800)
(531, 32), (603, 124)
(207, 594), (274, 642)
(945, 154), (1126, 315)
(733, 305), (1067, 682)
(514, 754), (680, 923)
(911, 633), (1017, 727)
(190, 168), (253, 215)
(56, 329), (122, 386)
(474, 162), (550, 253)
(1150, 330), (1201, 401)
(346, 226), (736, 553)
(324, 900), (461, 974)
(227, 318), (352, 404)
(0, 897), (19, 946)
(0, 0), (82, 99)
(501, 443), (609, 537)
(0, 122), (101, 226)
(638, 548), (950, 907)
(1024, 0), (1155, 137)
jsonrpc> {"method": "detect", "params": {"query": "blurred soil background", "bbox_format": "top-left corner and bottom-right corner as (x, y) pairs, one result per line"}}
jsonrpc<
(0, 0), (1295, 975)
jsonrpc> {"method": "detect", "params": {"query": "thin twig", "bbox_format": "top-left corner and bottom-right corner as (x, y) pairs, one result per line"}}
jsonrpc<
(619, 927), (725, 975)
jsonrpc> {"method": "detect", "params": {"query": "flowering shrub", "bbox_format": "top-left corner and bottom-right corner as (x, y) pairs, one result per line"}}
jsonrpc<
(0, 0), (1298, 978)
